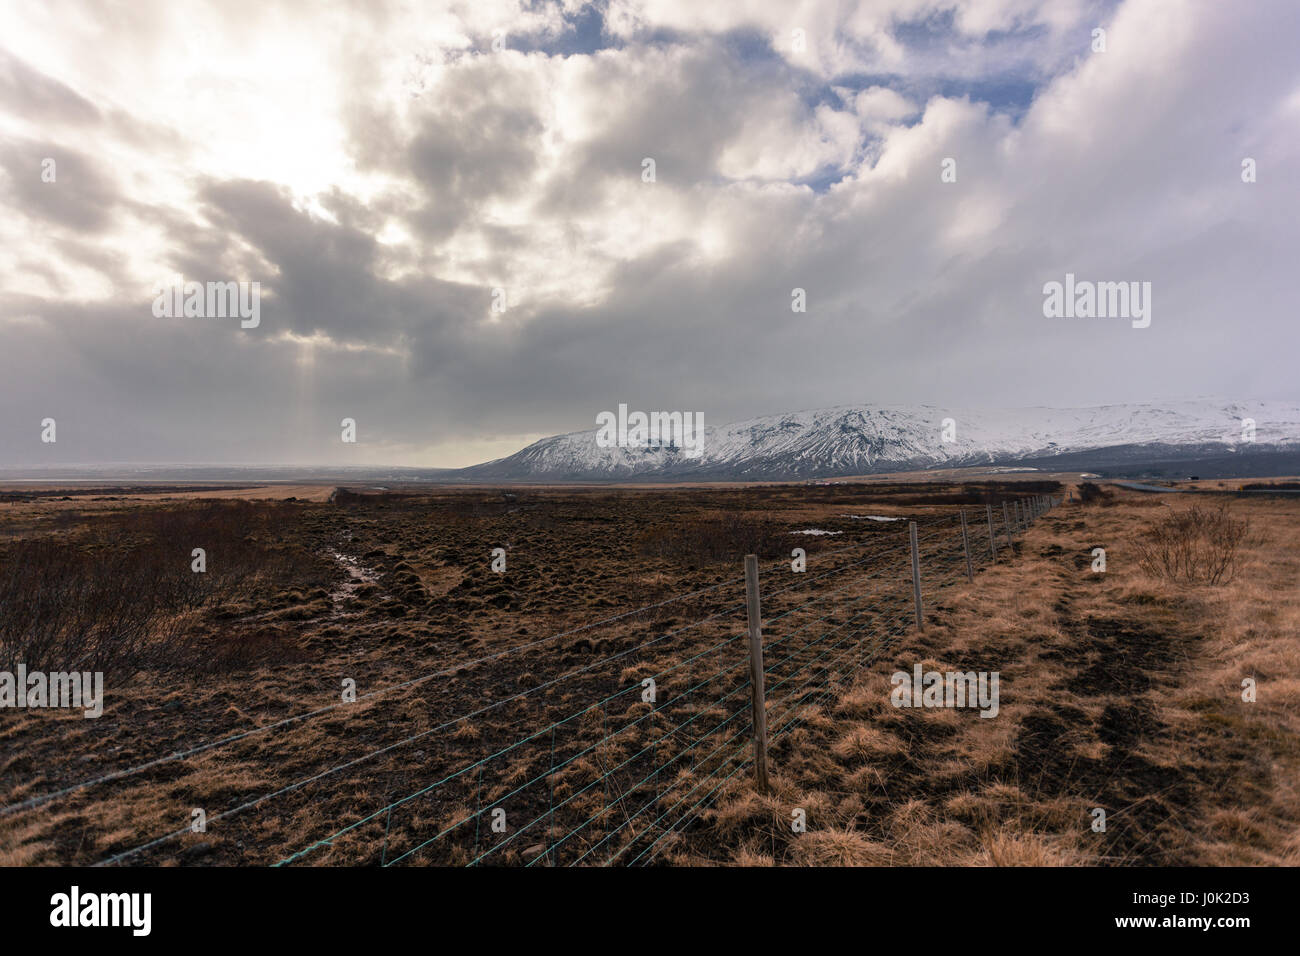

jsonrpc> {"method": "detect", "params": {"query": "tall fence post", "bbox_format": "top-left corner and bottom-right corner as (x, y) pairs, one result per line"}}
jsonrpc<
(986, 504), (998, 561)
(1002, 501), (1013, 547)
(959, 509), (974, 583)
(742, 554), (770, 795)
(908, 521), (924, 631)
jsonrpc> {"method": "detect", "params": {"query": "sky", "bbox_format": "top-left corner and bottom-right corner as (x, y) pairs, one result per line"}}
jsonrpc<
(1, 0), (1298, 468)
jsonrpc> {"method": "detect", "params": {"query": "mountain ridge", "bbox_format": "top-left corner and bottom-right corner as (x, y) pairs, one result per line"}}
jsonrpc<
(454, 399), (1300, 481)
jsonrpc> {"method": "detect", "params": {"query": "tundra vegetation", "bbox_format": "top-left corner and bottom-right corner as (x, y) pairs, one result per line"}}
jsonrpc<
(0, 480), (1294, 866)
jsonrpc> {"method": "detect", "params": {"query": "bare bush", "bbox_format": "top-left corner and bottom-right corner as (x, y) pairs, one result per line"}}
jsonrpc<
(0, 537), (186, 677)
(1077, 481), (1111, 504)
(0, 500), (332, 678)
(1131, 503), (1251, 585)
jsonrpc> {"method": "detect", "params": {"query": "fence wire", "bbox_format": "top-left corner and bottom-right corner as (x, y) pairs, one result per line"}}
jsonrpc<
(3, 496), (1059, 867)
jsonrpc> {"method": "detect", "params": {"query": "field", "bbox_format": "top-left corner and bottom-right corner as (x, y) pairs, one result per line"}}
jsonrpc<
(1, 479), (1296, 867)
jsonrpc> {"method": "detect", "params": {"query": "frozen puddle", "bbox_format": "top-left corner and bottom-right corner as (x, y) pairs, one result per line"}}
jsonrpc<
(790, 529), (842, 536)
(840, 514), (904, 522)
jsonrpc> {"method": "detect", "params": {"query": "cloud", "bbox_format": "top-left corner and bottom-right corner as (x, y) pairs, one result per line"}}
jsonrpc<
(0, 49), (100, 125)
(0, 138), (120, 231)
(0, 0), (1297, 467)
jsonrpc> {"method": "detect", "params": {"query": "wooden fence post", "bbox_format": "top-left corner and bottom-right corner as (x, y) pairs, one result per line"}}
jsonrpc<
(742, 555), (770, 795)
(908, 521), (924, 631)
(959, 509), (973, 582)
(986, 504), (998, 561)
(1002, 501), (1013, 546)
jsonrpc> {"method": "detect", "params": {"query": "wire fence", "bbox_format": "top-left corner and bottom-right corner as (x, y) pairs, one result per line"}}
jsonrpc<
(2, 494), (1060, 867)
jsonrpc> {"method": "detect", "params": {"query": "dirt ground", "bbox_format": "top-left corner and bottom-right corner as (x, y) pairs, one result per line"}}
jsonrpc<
(0, 480), (1294, 867)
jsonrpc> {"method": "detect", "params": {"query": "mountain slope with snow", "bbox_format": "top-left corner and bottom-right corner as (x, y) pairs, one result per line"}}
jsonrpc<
(456, 400), (1300, 481)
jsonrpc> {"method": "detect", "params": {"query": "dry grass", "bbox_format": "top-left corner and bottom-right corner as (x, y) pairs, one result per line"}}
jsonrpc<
(682, 488), (1300, 866)
(3, 482), (1296, 867)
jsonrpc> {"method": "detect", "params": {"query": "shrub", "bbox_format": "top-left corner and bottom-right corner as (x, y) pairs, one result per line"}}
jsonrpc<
(1077, 482), (1111, 504)
(1131, 503), (1251, 586)
(0, 500), (332, 677)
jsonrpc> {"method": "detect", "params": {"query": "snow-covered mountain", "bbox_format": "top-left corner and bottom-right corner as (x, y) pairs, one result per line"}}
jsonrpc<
(456, 400), (1300, 481)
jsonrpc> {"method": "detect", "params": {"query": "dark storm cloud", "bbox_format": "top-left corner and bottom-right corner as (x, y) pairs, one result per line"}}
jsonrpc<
(405, 92), (545, 240)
